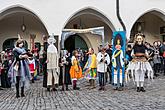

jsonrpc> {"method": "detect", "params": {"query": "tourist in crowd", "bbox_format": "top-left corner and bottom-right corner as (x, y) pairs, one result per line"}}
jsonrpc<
(59, 50), (72, 91)
(46, 36), (59, 91)
(145, 43), (154, 68)
(43, 38), (48, 88)
(153, 41), (161, 76)
(1, 54), (11, 88)
(97, 47), (110, 91)
(83, 48), (97, 89)
(82, 50), (88, 69)
(8, 37), (31, 98)
(106, 44), (112, 84)
(126, 45), (132, 62)
(0, 55), (3, 90)
(160, 40), (165, 75)
(70, 50), (82, 90)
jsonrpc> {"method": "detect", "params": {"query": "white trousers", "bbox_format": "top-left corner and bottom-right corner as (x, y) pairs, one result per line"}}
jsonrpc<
(47, 69), (59, 86)
(135, 70), (145, 82)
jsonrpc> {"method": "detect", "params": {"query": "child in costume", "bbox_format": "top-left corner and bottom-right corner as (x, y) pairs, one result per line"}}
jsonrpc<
(70, 50), (82, 90)
(28, 53), (36, 83)
(97, 47), (110, 91)
(8, 36), (31, 98)
(83, 48), (97, 89)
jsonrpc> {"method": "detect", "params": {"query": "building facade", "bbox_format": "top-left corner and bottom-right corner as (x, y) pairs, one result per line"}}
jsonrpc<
(0, 0), (165, 52)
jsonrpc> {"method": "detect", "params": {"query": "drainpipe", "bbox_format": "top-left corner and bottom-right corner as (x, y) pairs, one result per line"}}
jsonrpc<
(116, 0), (126, 31)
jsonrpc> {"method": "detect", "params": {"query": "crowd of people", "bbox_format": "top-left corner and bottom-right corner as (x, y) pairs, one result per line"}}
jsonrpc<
(0, 33), (165, 98)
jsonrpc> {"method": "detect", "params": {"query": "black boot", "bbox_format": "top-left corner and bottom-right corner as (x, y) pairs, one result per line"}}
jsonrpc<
(62, 85), (64, 91)
(73, 80), (80, 90)
(16, 84), (20, 98)
(66, 85), (69, 91)
(98, 86), (102, 91)
(21, 87), (25, 97)
(140, 87), (146, 92)
(52, 88), (57, 91)
(32, 79), (34, 83)
(137, 87), (140, 92)
(47, 87), (50, 92)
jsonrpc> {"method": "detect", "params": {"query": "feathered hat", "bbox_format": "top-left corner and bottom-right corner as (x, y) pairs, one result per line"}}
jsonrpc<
(15, 34), (24, 47)
(134, 33), (145, 41)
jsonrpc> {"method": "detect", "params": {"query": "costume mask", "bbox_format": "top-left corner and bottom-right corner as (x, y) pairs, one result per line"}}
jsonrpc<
(136, 35), (143, 45)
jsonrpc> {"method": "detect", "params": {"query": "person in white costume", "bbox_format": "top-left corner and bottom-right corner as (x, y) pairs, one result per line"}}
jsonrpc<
(47, 35), (59, 91)
(127, 33), (153, 92)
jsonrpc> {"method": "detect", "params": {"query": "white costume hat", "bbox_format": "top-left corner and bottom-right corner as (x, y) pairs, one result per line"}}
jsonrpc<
(48, 35), (56, 44)
(47, 35), (57, 53)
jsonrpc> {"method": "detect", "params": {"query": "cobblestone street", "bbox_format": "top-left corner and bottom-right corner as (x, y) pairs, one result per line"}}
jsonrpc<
(0, 76), (165, 110)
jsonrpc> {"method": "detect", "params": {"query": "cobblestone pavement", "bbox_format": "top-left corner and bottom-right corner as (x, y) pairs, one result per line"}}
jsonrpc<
(0, 76), (165, 110)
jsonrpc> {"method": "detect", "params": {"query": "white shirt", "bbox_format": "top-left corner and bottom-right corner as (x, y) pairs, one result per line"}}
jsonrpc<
(97, 52), (110, 73)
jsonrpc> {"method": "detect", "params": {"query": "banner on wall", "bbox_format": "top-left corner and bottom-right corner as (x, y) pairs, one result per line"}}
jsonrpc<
(111, 31), (126, 87)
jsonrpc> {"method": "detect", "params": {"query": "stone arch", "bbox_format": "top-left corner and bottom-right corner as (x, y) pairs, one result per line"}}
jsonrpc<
(0, 4), (48, 34)
(63, 6), (116, 32)
(129, 8), (165, 41)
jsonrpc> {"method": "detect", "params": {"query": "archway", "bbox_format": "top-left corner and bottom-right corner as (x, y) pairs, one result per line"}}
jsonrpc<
(0, 6), (48, 51)
(3, 38), (28, 50)
(64, 34), (88, 53)
(62, 8), (115, 53)
(130, 10), (165, 44)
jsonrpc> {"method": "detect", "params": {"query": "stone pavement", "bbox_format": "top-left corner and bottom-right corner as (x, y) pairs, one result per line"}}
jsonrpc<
(0, 76), (165, 110)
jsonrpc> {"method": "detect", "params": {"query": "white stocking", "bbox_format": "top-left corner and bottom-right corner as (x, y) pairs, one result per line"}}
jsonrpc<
(136, 81), (140, 87)
(141, 82), (144, 87)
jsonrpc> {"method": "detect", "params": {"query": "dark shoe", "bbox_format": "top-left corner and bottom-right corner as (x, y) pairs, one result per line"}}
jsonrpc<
(66, 85), (69, 91)
(32, 79), (34, 83)
(62, 85), (64, 91)
(102, 86), (106, 91)
(98, 87), (102, 91)
(140, 87), (146, 92)
(47, 88), (50, 92)
(74, 87), (80, 90)
(21, 94), (25, 97)
(16, 95), (20, 98)
(21, 87), (25, 97)
(52, 88), (57, 91)
(137, 87), (140, 92)
(118, 87), (123, 91)
(154, 73), (159, 77)
(61, 88), (64, 91)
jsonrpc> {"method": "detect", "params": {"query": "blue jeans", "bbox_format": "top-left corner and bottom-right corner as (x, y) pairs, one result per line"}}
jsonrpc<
(98, 72), (105, 86)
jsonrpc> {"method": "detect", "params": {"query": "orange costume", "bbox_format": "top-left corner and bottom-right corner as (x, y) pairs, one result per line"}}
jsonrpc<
(70, 56), (82, 80)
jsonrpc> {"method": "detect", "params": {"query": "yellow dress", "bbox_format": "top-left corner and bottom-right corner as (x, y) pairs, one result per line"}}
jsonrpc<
(70, 56), (82, 79)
